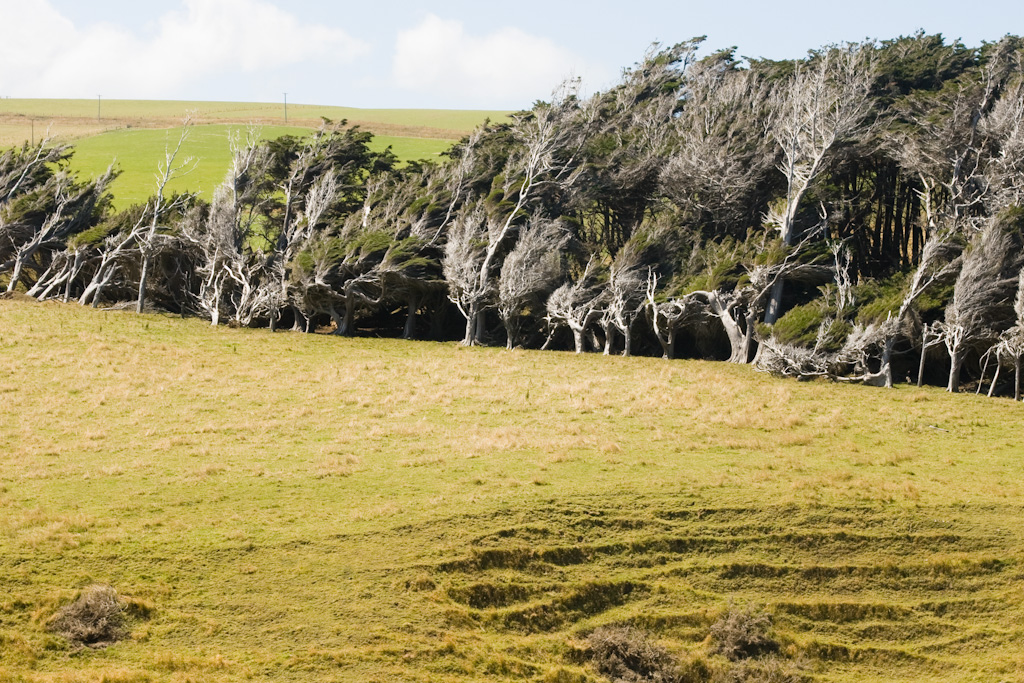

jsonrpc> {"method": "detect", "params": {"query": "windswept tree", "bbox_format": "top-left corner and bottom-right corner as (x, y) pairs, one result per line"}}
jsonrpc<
(660, 51), (775, 237)
(544, 257), (607, 353)
(136, 120), (196, 313)
(181, 128), (274, 325)
(0, 138), (112, 295)
(675, 223), (831, 364)
(320, 153), (473, 338)
(444, 86), (590, 345)
(940, 213), (1021, 391)
(645, 269), (706, 360)
(0, 137), (70, 204)
(763, 43), (876, 322)
(497, 217), (569, 349)
(263, 123), (390, 330)
(3, 167), (113, 294)
(601, 227), (671, 356)
(992, 266), (1024, 399)
(443, 202), (495, 344)
(577, 41), (695, 253)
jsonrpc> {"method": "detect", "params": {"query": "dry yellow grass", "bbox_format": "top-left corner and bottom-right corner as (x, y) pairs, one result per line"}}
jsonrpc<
(1, 299), (1023, 682)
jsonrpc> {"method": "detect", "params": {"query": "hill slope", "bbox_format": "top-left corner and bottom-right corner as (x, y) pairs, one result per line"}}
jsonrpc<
(68, 124), (454, 207)
(0, 99), (509, 145)
(0, 99), (509, 207)
(1, 299), (1022, 682)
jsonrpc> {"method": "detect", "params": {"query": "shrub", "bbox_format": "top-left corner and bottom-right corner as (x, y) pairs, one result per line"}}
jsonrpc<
(47, 585), (127, 646)
(586, 625), (681, 682)
(709, 604), (778, 661)
(711, 657), (808, 683)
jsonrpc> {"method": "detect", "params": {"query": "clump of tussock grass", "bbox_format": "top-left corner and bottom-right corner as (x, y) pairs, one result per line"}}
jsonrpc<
(47, 584), (127, 646)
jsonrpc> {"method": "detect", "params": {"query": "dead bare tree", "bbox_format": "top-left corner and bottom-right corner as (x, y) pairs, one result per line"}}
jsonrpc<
(916, 322), (947, 387)
(991, 269), (1024, 400)
(645, 269), (705, 360)
(660, 60), (774, 234)
(601, 241), (651, 356)
(981, 76), (1024, 209)
(4, 167), (113, 294)
(443, 203), (492, 344)
(0, 135), (69, 205)
(180, 127), (273, 325)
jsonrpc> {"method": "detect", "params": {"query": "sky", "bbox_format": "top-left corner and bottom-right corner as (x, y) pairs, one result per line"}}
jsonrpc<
(0, 0), (1020, 110)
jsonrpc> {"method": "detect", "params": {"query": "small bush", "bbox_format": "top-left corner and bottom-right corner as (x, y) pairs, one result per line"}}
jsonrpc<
(711, 657), (808, 683)
(586, 625), (681, 682)
(709, 604), (778, 661)
(48, 585), (127, 646)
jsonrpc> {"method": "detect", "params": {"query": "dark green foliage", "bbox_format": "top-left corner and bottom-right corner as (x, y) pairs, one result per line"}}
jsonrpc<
(874, 32), (978, 106)
(772, 301), (851, 350)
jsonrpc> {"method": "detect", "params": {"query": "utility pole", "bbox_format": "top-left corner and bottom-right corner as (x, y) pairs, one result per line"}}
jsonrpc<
(283, 92), (288, 124)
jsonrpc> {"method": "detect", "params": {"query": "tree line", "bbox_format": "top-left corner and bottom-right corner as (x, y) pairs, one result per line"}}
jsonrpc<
(3, 32), (1023, 396)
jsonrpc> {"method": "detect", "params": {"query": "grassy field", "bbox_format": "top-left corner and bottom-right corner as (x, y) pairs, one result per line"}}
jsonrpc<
(1, 299), (1023, 682)
(68, 124), (455, 208)
(0, 98), (506, 209)
(0, 99), (510, 145)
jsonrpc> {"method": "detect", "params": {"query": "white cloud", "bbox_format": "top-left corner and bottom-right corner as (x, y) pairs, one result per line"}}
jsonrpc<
(392, 14), (599, 108)
(0, 0), (368, 98)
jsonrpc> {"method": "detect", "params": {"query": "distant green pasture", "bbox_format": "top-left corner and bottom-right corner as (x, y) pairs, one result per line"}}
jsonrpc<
(0, 98), (509, 134)
(68, 124), (454, 209)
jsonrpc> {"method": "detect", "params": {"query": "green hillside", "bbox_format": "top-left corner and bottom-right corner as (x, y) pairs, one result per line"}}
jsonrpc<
(0, 98), (509, 143)
(1, 299), (1022, 682)
(68, 124), (454, 208)
(0, 99), (506, 208)
(0, 98), (509, 132)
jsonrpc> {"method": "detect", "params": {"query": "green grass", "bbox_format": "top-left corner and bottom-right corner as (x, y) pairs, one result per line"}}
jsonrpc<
(1, 299), (1023, 682)
(1, 98), (503, 209)
(67, 124), (454, 209)
(0, 99), (509, 132)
